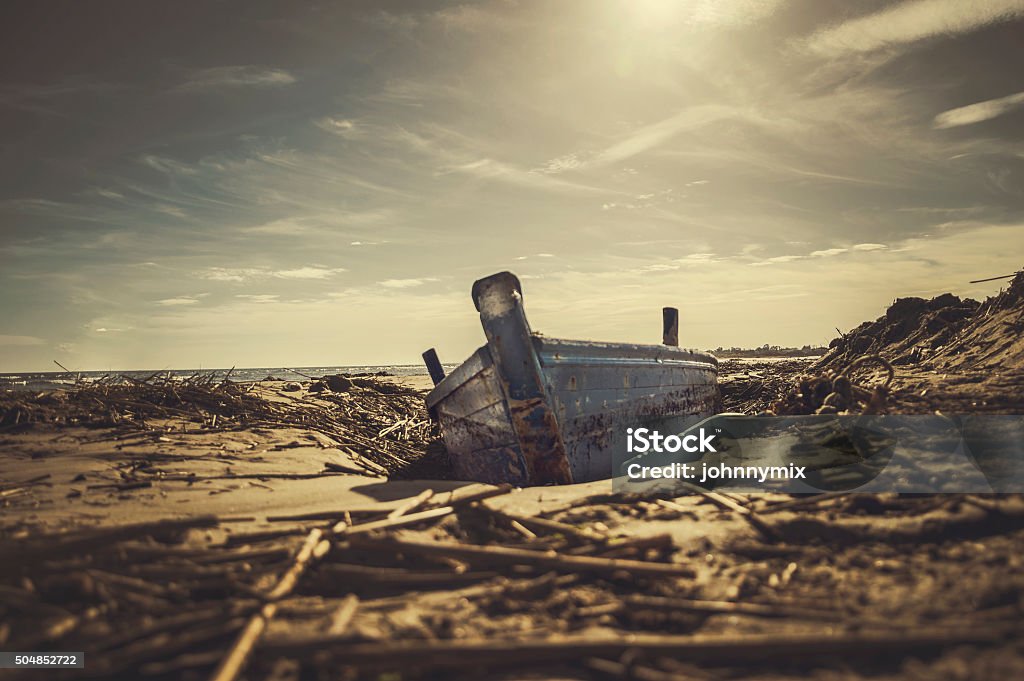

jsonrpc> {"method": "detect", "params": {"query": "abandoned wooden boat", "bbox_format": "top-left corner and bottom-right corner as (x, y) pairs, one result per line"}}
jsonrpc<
(423, 271), (719, 485)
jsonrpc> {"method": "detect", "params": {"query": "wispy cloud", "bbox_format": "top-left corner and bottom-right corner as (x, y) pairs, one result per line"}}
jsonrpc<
(141, 155), (199, 175)
(749, 243), (888, 266)
(378, 278), (439, 289)
(593, 106), (753, 167)
(314, 117), (361, 138)
(442, 158), (605, 195)
(273, 267), (345, 280)
(201, 266), (345, 282)
(236, 294), (280, 304)
(810, 247), (848, 257)
(201, 268), (266, 282)
(176, 66), (296, 92)
(802, 0), (1024, 57)
(239, 219), (318, 236)
(157, 296), (202, 306)
(532, 153), (584, 175)
(934, 90), (1024, 128)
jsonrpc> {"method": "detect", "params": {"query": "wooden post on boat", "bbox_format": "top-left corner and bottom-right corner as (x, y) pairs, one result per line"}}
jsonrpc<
(422, 348), (446, 386)
(662, 307), (679, 347)
(472, 272), (573, 485)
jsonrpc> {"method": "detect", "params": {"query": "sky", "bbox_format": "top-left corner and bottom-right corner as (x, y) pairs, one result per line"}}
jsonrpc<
(1, 0), (1023, 372)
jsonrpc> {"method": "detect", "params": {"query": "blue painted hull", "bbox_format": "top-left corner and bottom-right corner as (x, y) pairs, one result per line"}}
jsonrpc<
(425, 273), (719, 485)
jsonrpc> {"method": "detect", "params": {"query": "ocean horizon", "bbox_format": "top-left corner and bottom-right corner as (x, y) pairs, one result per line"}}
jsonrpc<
(0, 364), (458, 392)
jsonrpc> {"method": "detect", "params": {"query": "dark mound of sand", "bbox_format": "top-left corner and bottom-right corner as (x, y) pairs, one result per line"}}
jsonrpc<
(815, 271), (1024, 373)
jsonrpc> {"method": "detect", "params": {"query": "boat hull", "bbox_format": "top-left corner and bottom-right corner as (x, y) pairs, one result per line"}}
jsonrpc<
(425, 272), (719, 485)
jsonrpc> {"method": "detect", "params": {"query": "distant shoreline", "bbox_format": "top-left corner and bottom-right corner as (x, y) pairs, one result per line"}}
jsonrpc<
(1, 354), (823, 392)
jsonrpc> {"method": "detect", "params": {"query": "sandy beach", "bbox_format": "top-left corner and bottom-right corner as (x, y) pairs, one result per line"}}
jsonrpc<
(3, 274), (1024, 679)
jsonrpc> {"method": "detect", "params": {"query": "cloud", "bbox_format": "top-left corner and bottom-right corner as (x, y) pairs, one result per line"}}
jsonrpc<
(749, 242), (892, 266)
(0, 335), (45, 347)
(593, 105), (747, 167)
(442, 158), (605, 195)
(176, 66), (297, 92)
(315, 117), (361, 138)
(273, 267), (346, 280)
(141, 155), (199, 175)
(199, 266), (345, 282)
(802, 0), (1024, 57)
(678, 253), (718, 265)
(157, 296), (201, 306)
(378, 277), (440, 289)
(201, 267), (267, 282)
(533, 153), (584, 175)
(236, 294), (280, 304)
(749, 254), (804, 267)
(933, 90), (1024, 129)
(155, 204), (187, 219)
(240, 219), (316, 236)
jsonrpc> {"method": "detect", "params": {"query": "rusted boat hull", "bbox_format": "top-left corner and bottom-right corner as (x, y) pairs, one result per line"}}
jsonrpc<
(425, 272), (719, 485)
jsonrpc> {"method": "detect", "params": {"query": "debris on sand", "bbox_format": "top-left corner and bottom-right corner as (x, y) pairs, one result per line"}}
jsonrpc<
(817, 271), (1024, 373)
(1, 487), (1020, 680)
(767, 355), (893, 416)
(725, 271), (1024, 417)
(0, 372), (443, 477)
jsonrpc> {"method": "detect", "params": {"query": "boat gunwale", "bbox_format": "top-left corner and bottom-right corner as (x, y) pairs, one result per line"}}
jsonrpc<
(427, 336), (718, 412)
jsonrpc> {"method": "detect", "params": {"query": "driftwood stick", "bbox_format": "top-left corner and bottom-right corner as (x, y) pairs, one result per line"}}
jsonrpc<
(479, 505), (599, 542)
(262, 628), (1006, 664)
(318, 563), (499, 587)
(757, 491), (849, 515)
(387, 489), (435, 519)
(327, 594), (359, 635)
(345, 535), (696, 579)
(209, 529), (331, 681)
(568, 533), (674, 558)
(158, 472), (345, 482)
(0, 474), (51, 491)
(623, 594), (840, 620)
(207, 603), (277, 681)
(333, 506), (455, 535)
(439, 483), (515, 507)
(267, 529), (329, 601)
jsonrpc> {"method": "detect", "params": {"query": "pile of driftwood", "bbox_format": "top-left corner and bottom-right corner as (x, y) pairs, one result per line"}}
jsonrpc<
(722, 353), (1024, 416)
(0, 371), (280, 430)
(1, 485), (1015, 680)
(0, 373), (439, 475)
(718, 359), (814, 414)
